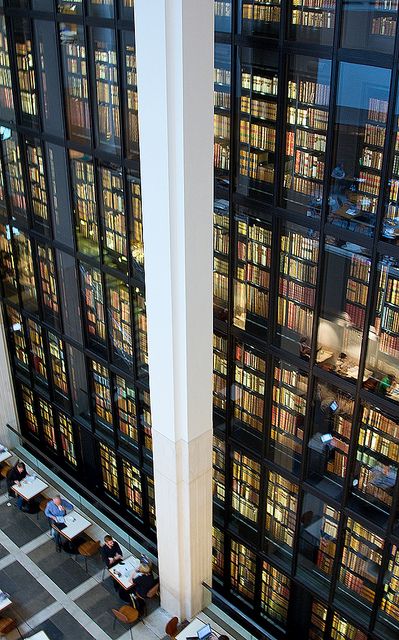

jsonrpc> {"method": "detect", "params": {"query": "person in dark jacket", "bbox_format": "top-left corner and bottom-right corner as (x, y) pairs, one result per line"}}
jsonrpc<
(6, 462), (27, 510)
(101, 535), (123, 568)
(119, 562), (156, 611)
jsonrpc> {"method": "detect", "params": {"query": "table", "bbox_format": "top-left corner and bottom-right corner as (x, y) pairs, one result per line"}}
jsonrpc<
(0, 447), (12, 464)
(316, 349), (333, 364)
(176, 616), (226, 640)
(53, 512), (91, 541)
(0, 592), (12, 613)
(109, 555), (140, 590)
(26, 632), (51, 640)
(12, 476), (48, 501)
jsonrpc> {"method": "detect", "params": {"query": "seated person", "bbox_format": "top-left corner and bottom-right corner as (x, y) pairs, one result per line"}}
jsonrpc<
(44, 495), (73, 551)
(335, 352), (349, 376)
(299, 336), (311, 361)
(119, 562), (156, 612)
(102, 534), (123, 568)
(370, 464), (397, 492)
(6, 461), (28, 511)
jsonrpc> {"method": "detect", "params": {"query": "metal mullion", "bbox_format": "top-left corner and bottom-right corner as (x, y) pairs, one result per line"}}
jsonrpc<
(273, 0), (288, 211)
(114, 16), (127, 163)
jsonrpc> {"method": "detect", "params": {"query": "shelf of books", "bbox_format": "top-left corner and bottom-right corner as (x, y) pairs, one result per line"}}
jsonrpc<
(215, 0), (232, 33)
(89, 0), (114, 18)
(115, 375), (138, 444)
(284, 62), (330, 215)
(233, 213), (271, 330)
(37, 244), (60, 320)
(60, 23), (90, 143)
(265, 470), (298, 555)
(325, 387), (354, 483)
(122, 459), (143, 519)
(14, 24), (38, 121)
(48, 331), (69, 398)
(233, 341), (266, 437)
(369, 0), (398, 43)
(20, 383), (39, 436)
(6, 306), (28, 371)
(39, 398), (57, 452)
(238, 58), (278, 196)
(70, 151), (99, 257)
(0, 16), (14, 122)
(241, 0), (281, 37)
(123, 34), (139, 158)
(383, 99), (399, 239)
(230, 538), (257, 603)
(214, 45), (231, 183)
(58, 0), (83, 15)
(330, 611), (367, 640)
(59, 412), (77, 467)
(213, 434), (226, 505)
(380, 543), (399, 628)
(270, 360), (307, 472)
(338, 517), (384, 607)
(315, 504), (339, 578)
(0, 222), (17, 301)
(213, 331), (228, 413)
(213, 199), (229, 320)
(290, 0), (336, 45)
(106, 277), (133, 367)
(127, 175), (144, 271)
(99, 166), (128, 270)
(260, 561), (290, 627)
(27, 319), (47, 383)
(231, 449), (260, 525)
(133, 286), (149, 374)
(14, 231), (37, 311)
(212, 525), (225, 581)
(367, 259), (399, 362)
(147, 477), (156, 530)
(26, 140), (49, 232)
(80, 264), (106, 349)
(343, 253), (371, 336)
(91, 359), (113, 426)
(3, 134), (27, 219)
(99, 442), (119, 498)
(309, 600), (328, 639)
(139, 389), (153, 453)
(354, 404), (399, 512)
(277, 226), (319, 349)
(92, 29), (120, 153)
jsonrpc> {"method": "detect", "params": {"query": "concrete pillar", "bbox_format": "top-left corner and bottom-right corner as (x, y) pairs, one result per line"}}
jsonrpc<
(0, 306), (19, 448)
(134, 0), (214, 620)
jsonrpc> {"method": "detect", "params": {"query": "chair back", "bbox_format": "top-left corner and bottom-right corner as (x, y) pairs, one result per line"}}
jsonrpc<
(146, 581), (159, 599)
(112, 608), (129, 624)
(165, 616), (179, 635)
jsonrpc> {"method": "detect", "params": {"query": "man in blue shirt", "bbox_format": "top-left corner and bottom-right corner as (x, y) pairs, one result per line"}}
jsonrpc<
(45, 495), (73, 551)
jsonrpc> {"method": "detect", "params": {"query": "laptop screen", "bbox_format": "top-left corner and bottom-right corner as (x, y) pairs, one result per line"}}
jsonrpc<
(197, 624), (212, 639)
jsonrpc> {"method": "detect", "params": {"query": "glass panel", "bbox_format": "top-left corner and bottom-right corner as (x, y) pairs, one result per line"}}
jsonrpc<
(213, 332), (228, 414)
(48, 331), (69, 399)
(58, 0), (83, 14)
(119, 0), (135, 21)
(115, 375), (137, 444)
(13, 19), (38, 124)
(238, 48), (278, 199)
(127, 173), (144, 272)
(80, 264), (106, 352)
(99, 442), (119, 498)
(90, 359), (113, 427)
(341, 0), (398, 53)
(147, 476), (156, 528)
(232, 341), (266, 441)
(13, 228), (38, 313)
(32, 0), (53, 8)
(331, 612), (368, 640)
(276, 223), (319, 355)
(213, 434), (225, 505)
(6, 306), (28, 370)
(383, 92), (399, 243)
(0, 16), (14, 122)
(270, 360), (307, 475)
(233, 210), (271, 330)
(317, 240), (371, 380)
(59, 412), (77, 467)
(37, 244), (60, 325)
(307, 381), (354, 500)
(122, 32), (139, 160)
(67, 344), (89, 420)
(215, 0), (232, 32)
(0, 222), (18, 302)
(39, 398), (57, 452)
(230, 538), (256, 602)
(328, 63), (390, 236)
(365, 256), (399, 400)
(0, 154), (6, 217)
(27, 319), (47, 385)
(99, 165), (127, 271)
(297, 492), (339, 594)
(34, 20), (64, 137)
(260, 562), (290, 627)
(289, 0), (336, 43)
(214, 44), (231, 187)
(92, 28), (120, 154)
(20, 384), (39, 436)
(265, 470), (298, 565)
(212, 526), (225, 579)
(240, 0), (280, 37)
(70, 151), (99, 258)
(133, 284), (148, 377)
(106, 275), (133, 368)
(214, 199), (229, 322)
(284, 56), (331, 216)
(139, 389), (152, 454)
(377, 544), (399, 638)
(46, 144), (74, 249)
(122, 460), (143, 518)
(231, 449), (260, 527)
(88, 0), (114, 17)
(3, 133), (27, 223)
(59, 23), (90, 143)
(309, 601), (328, 639)
(57, 251), (83, 343)
(26, 139), (49, 235)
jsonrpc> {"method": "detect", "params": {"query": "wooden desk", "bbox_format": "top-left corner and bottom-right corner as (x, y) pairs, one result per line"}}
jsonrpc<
(12, 477), (48, 501)
(53, 512), (91, 541)
(176, 616), (227, 639)
(316, 350), (333, 364)
(109, 555), (140, 590)
(0, 448), (12, 464)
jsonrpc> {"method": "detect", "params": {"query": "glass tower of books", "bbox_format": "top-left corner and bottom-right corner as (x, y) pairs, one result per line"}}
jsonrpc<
(0, 0), (155, 547)
(214, 1), (399, 638)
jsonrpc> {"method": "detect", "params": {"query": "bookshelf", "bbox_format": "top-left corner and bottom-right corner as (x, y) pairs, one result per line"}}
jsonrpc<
(140, 389), (153, 453)
(383, 104), (399, 237)
(338, 517), (384, 606)
(241, 0), (281, 37)
(238, 55), (278, 196)
(213, 434), (226, 505)
(80, 264), (106, 349)
(380, 544), (399, 626)
(58, 1), (83, 15)
(106, 277), (133, 367)
(344, 253), (371, 332)
(14, 23), (38, 121)
(230, 538), (257, 602)
(20, 384), (38, 436)
(14, 230), (37, 311)
(133, 286), (149, 373)
(99, 442), (119, 498)
(122, 459), (143, 518)
(231, 449), (260, 524)
(215, 0), (232, 32)
(27, 319), (47, 383)
(0, 15), (14, 121)
(90, 359), (113, 426)
(48, 331), (68, 397)
(265, 470), (298, 553)
(284, 60), (331, 215)
(70, 151), (99, 257)
(260, 561), (290, 626)
(213, 331), (227, 413)
(99, 165), (127, 270)
(0, 223), (17, 301)
(214, 44), (231, 182)
(3, 135), (27, 219)
(59, 412), (77, 467)
(39, 398), (57, 452)
(127, 174), (145, 270)
(89, 0), (114, 18)
(233, 342), (266, 436)
(26, 140), (48, 231)
(277, 226), (319, 349)
(233, 214), (272, 329)
(214, 199), (229, 320)
(331, 611), (367, 640)
(212, 525), (225, 580)
(60, 23), (90, 143)
(37, 244), (59, 319)
(147, 477), (156, 529)
(317, 384), (354, 484)
(290, 0), (336, 44)
(115, 375), (138, 444)
(123, 34), (139, 158)
(309, 601), (328, 639)
(92, 28), (120, 152)
(316, 504), (339, 577)
(270, 360), (307, 471)
(6, 306), (28, 370)
(366, 260), (399, 370)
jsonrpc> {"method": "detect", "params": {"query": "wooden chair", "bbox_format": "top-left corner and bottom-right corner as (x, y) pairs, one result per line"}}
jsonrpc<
(77, 539), (100, 573)
(0, 462), (11, 488)
(111, 606), (139, 640)
(0, 616), (22, 637)
(165, 616), (179, 639)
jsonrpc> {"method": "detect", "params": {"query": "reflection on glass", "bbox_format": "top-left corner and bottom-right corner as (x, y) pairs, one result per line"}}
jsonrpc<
(230, 538), (256, 602)
(27, 319), (47, 384)
(67, 344), (89, 420)
(328, 63), (390, 236)
(122, 32), (139, 159)
(139, 388), (152, 453)
(231, 450), (260, 526)
(13, 19), (37, 123)
(383, 93), (399, 242)
(213, 332), (228, 413)
(20, 384), (38, 436)
(26, 139), (49, 234)
(92, 28), (120, 153)
(290, 0), (335, 44)
(14, 228), (38, 312)
(59, 23), (90, 143)
(91, 359), (113, 427)
(378, 544), (399, 636)
(70, 151), (99, 258)
(6, 306), (28, 370)
(341, 0), (398, 53)
(115, 375), (137, 444)
(58, 0), (83, 14)
(38, 244), (60, 324)
(233, 341), (266, 439)
(276, 223), (319, 355)
(270, 360), (307, 474)
(147, 476), (156, 528)
(88, 0), (114, 18)
(46, 144), (74, 249)
(99, 442), (119, 498)
(34, 20), (64, 137)
(48, 331), (69, 399)
(106, 275), (133, 368)
(260, 562), (290, 626)
(317, 240), (371, 380)
(99, 165), (127, 270)
(122, 460), (143, 518)
(127, 174), (144, 271)
(80, 264), (106, 351)
(119, 0), (135, 20)
(0, 222), (17, 302)
(3, 133), (27, 221)
(212, 526), (225, 580)
(265, 470), (298, 566)
(331, 612), (367, 640)
(284, 56), (331, 216)
(133, 285), (148, 376)
(214, 44), (231, 186)
(215, 0), (232, 32)
(213, 434), (225, 505)
(39, 398), (57, 452)
(240, 0), (280, 36)
(214, 199), (229, 322)
(0, 16), (14, 122)
(297, 493), (339, 593)
(238, 48), (278, 199)
(59, 413), (77, 467)
(309, 601), (328, 639)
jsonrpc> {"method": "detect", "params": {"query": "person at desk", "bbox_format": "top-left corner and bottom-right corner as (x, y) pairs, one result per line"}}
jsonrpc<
(120, 562), (156, 612)
(378, 374), (396, 397)
(45, 495), (73, 552)
(299, 336), (311, 362)
(6, 461), (28, 511)
(101, 534), (123, 568)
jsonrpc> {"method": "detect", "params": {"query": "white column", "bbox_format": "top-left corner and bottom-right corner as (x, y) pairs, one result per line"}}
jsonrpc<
(134, 0), (214, 620)
(0, 306), (19, 448)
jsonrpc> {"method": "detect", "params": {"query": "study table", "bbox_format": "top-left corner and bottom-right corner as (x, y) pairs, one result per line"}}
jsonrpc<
(53, 511), (91, 541)
(26, 632), (51, 640)
(0, 446), (12, 464)
(109, 555), (140, 590)
(176, 616), (229, 639)
(12, 476), (48, 501)
(0, 591), (12, 613)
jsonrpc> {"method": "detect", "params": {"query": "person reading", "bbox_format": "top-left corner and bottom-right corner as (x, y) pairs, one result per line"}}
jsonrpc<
(45, 495), (73, 551)
(101, 535), (123, 568)
(6, 462), (28, 511)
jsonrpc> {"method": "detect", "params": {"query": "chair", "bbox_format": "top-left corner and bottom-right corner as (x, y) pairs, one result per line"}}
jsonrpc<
(111, 606), (139, 640)
(0, 616), (22, 638)
(135, 581), (160, 617)
(0, 462), (11, 487)
(165, 616), (179, 639)
(77, 539), (100, 573)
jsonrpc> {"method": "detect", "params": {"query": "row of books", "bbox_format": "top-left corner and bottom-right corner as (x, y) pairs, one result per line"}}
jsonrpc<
(359, 171), (381, 197)
(368, 97), (389, 124)
(234, 386), (265, 419)
(364, 123), (386, 148)
(358, 465), (393, 506)
(371, 15), (397, 36)
(260, 563), (290, 625)
(214, 0), (231, 17)
(241, 96), (277, 121)
(214, 114), (230, 140)
(286, 129), (326, 154)
(294, 150), (325, 180)
(235, 343), (266, 372)
(346, 278), (369, 306)
(235, 366), (265, 395)
(214, 68), (231, 86)
(361, 147), (383, 170)
(242, 3), (280, 24)
(214, 143), (230, 171)
(281, 232), (319, 262)
(288, 80), (330, 107)
(381, 305), (399, 333)
(331, 612), (367, 640)
(288, 105), (329, 130)
(242, 72), (278, 96)
(279, 278), (315, 306)
(239, 151), (274, 183)
(240, 121), (276, 151)
(358, 424), (399, 462)
(238, 240), (271, 267)
(271, 403), (304, 439)
(215, 91), (230, 110)
(292, 9), (334, 28)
